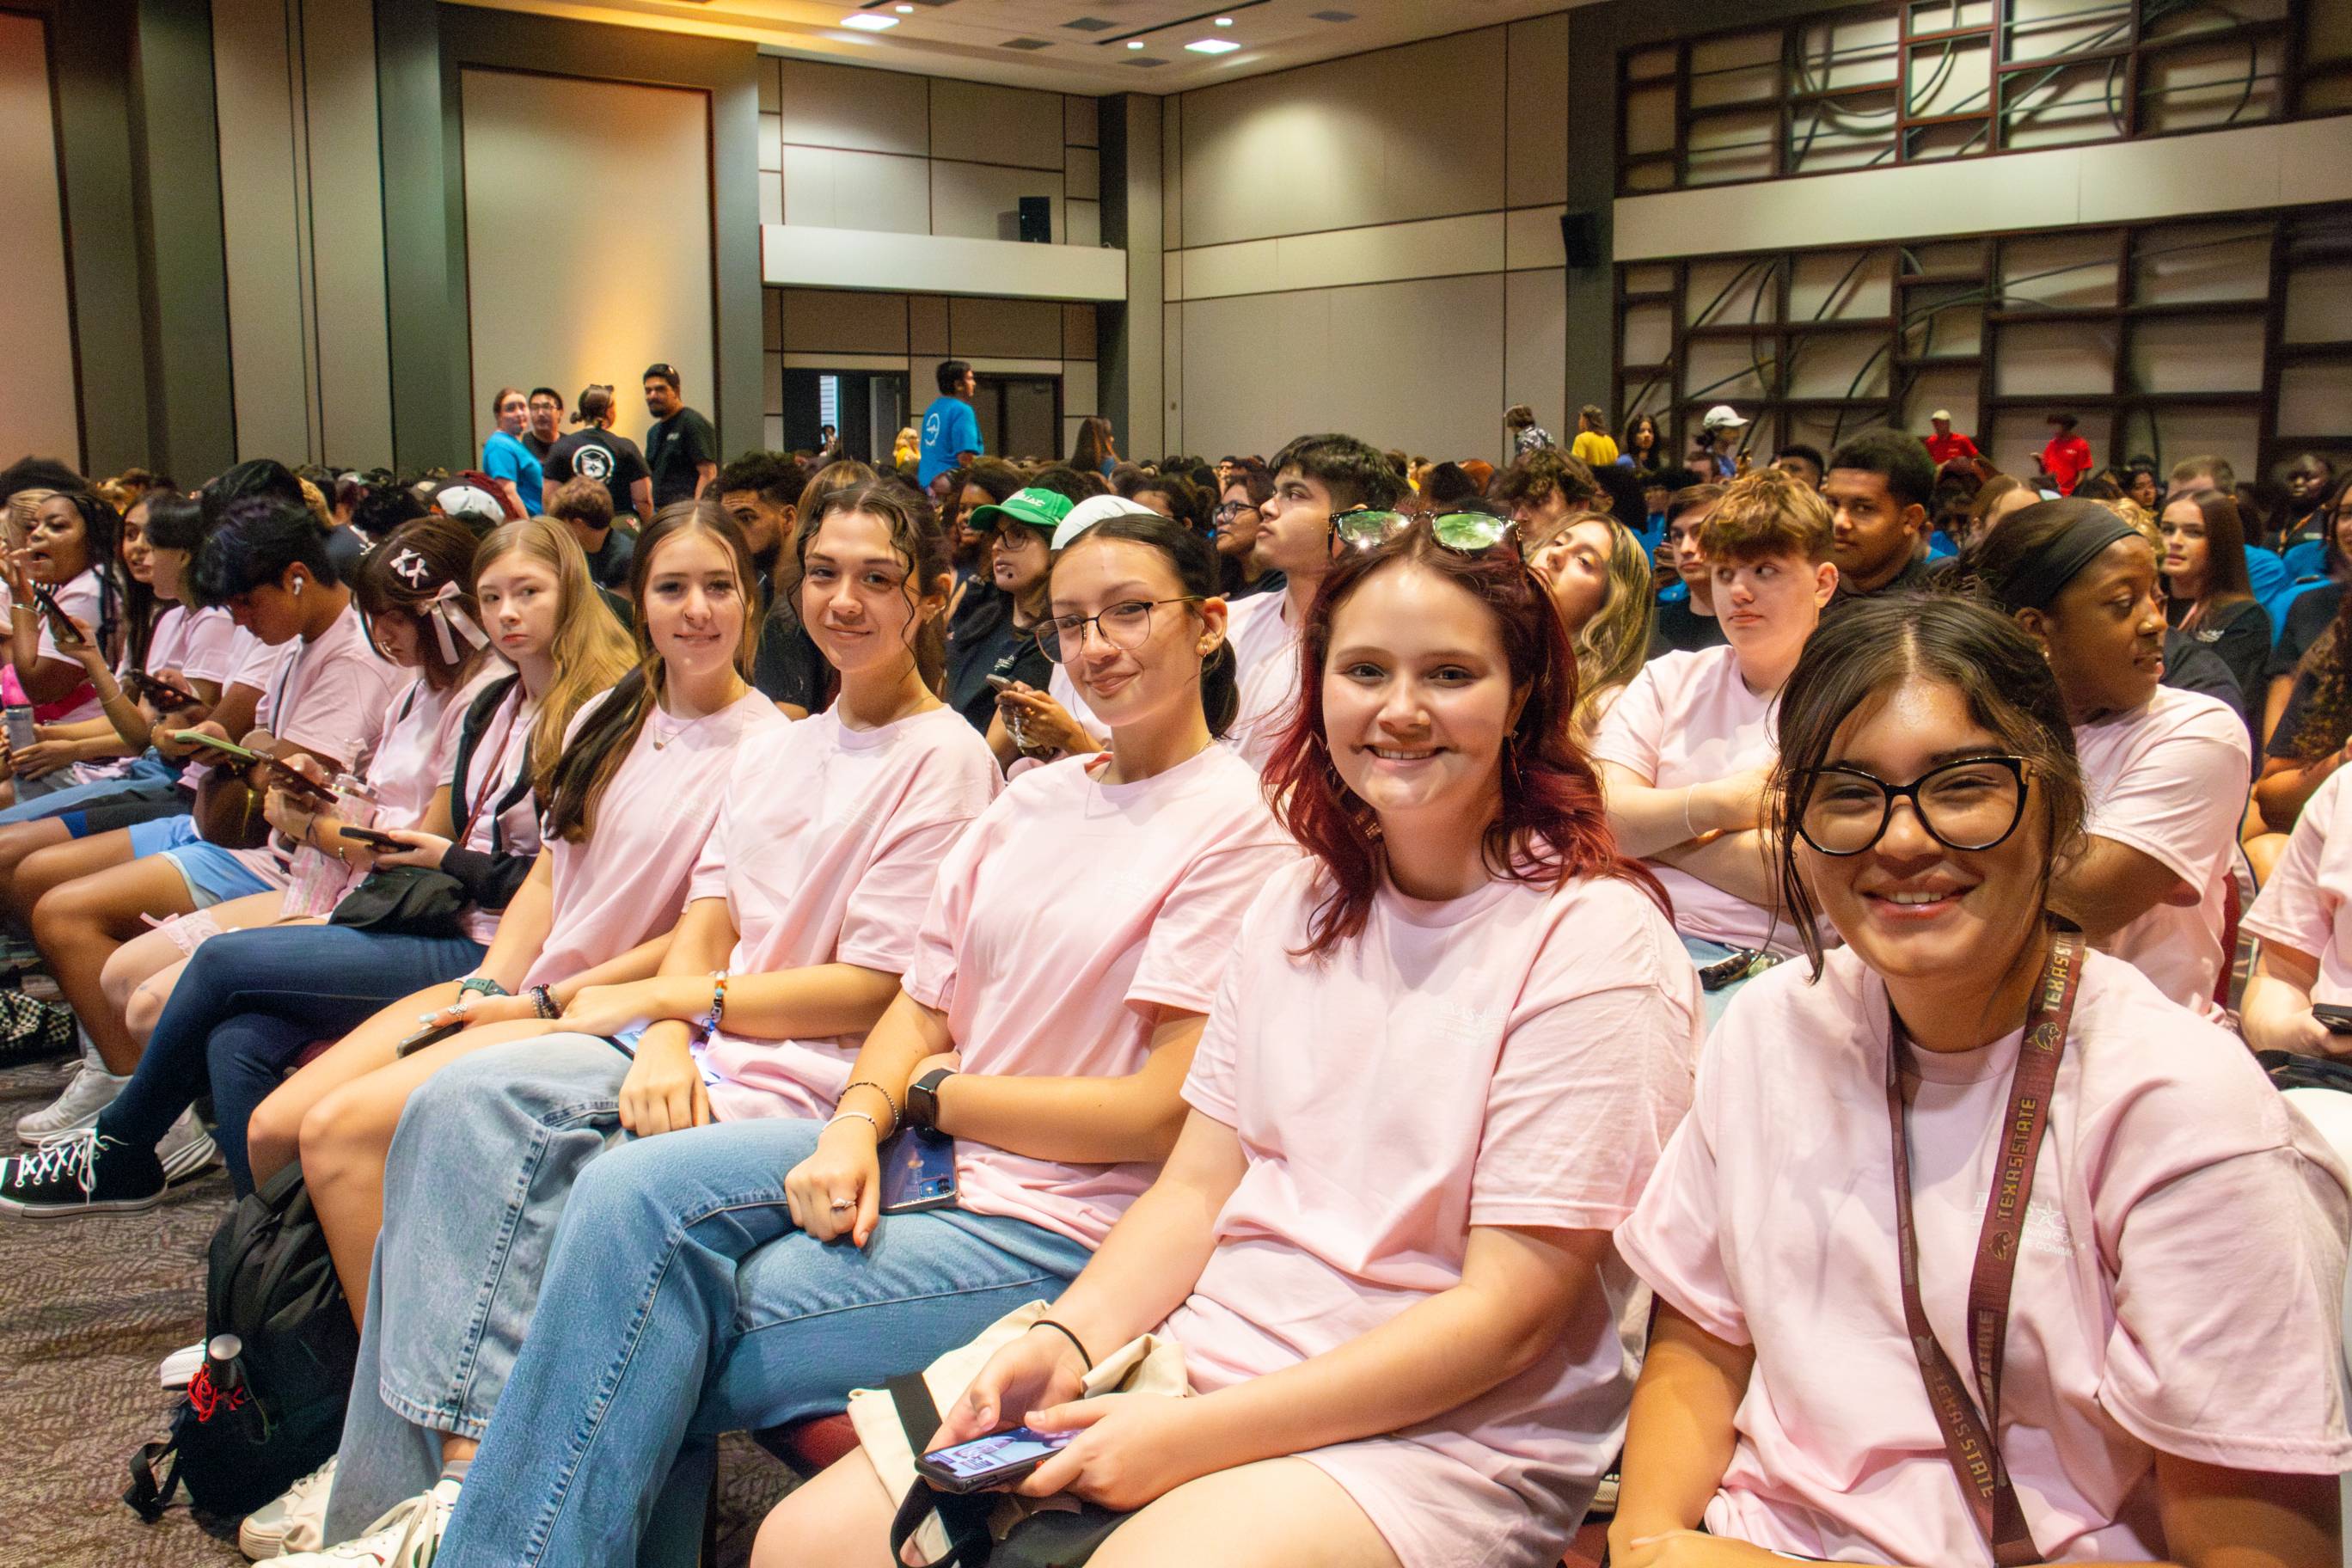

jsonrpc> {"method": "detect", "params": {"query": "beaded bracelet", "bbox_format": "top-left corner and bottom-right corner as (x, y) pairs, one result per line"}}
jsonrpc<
(530, 984), (557, 1020)
(702, 970), (729, 1037)
(840, 1078), (901, 1135)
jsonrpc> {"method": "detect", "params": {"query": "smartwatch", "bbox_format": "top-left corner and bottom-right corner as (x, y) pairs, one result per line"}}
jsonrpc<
(905, 1067), (956, 1137)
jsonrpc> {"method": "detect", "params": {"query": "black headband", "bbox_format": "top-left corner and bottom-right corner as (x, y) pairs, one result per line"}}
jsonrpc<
(2001, 513), (2141, 612)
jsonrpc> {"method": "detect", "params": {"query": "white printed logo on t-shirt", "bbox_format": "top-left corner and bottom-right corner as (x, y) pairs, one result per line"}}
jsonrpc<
(575, 444), (615, 483)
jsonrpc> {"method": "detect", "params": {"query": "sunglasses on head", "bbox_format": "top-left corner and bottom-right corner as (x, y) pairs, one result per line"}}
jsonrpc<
(1330, 508), (1520, 561)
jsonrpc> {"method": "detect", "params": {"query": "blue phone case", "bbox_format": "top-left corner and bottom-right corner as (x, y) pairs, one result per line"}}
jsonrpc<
(878, 1129), (959, 1214)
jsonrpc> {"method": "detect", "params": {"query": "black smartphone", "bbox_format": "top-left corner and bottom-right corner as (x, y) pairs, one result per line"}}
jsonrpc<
(2313, 1004), (2352, 1035)
(914, 1426), (1075, 1495)
(877, 1129), (959, 1215)
(28, 582), (82, 646)
(395, 1019), (463, 1058)
(129, 671), (199, 709)
(256, 755), (337, 802)
(339, 826), (407, 850)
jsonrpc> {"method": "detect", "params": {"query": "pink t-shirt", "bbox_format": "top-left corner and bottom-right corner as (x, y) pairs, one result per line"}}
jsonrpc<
(172, 607), (239, 686)
(1590, 646), (1799, 955)
(230, 605), (409, 882)
(520, 686), (787, 993)
(1170, 861), (1699, 1568)
(448, 682), (541, 946)
(225, 625), (296, 701)
(903, 743), (1299, 1248)
(695, 703), (1001, 1124)
(2073, 685), (2251, 1016)
(31, 570), (106, 724)
(2245, 764), (2352, 1001)
(1616, 948), (2352, 1565)
(365, 669), (498, 834)
(1222, 591), (1295, 689)
(1224, 603), (1304, 771)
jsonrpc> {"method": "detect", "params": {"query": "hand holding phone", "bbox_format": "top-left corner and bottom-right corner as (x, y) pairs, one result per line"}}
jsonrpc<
(2311, 1003), (2352, 1035)
(915, 1427), (1076, 1494)
(171, 729), (261, 763)
(28, 583), (84, 646)
(338, 825), (407, 851)
(395, 1018), (464, 1058)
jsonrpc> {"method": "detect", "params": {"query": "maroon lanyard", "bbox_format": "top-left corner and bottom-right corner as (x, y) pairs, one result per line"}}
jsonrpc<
(1885, 929), (2084, 1568)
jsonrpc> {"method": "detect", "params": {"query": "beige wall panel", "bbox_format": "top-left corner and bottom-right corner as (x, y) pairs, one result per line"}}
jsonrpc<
(930, 161), (1063, 243)
(759, 112), (781, 172)
(950, 297), (1063, 360)
(0, 13), (78, 463)
(1272, 212), (1504, 292)
(763, 287), (783, 351)
(779, 288), (909, 355)
(1506, 205), (1568, 271)
(462, 70), (712, 455)
(1065, 200), (1101, 248)
(1161, 95), (1183, 253)
(764, 224), (1127, 300)
(1163, 300), (1184, 453)
(1506, 15), (1570, 210)
(1065, 147), (1099, 201)
(1179, 240), (1281, 300)
(778, 58), (926, 156)
(301, 0), (392, 469)
(1063, 303), (1096, 361)
(781, 145), (929, 235)
(765, 414), (784, 450)
(910, 295), (952, 356)
(1064, 95), (1097, 149)
(1123, 95), (1166, 460)
(760, 170), (783, 226)
(1180, 274), (1504, 460)
(1180, 28), (1506, 249)
(758, 56), (779, 113)
(1063, 360), (1099, 419)
(764, 351), (783, 415)
(215, 0), (314, 463)
(1504, 268), (1566, 462)
(929, 79), (1063, 172)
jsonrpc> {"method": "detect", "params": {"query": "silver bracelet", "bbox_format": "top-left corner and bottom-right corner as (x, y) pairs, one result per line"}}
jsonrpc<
(1681, 785), (1699, 841)
(824, 1110), (880, 1139)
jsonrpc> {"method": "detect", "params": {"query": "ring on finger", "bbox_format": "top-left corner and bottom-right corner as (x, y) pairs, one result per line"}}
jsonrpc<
(829, 1199), (854, 1212)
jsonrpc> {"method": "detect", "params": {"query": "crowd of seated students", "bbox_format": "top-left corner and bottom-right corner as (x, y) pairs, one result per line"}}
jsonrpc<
(0, 410), (2343, 1568)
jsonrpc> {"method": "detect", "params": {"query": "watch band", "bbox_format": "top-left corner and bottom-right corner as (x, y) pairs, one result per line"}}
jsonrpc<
(907, 1067), (955, 1136)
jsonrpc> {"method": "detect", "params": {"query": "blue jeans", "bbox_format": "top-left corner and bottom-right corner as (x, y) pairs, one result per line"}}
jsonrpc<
(95, 922), (484, 1194)
(426, 1116), (1093, 1568)
(0, 752), (175, 824)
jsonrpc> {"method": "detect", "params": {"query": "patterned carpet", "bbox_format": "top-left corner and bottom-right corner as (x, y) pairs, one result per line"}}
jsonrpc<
(0, 1055), (793, 1567)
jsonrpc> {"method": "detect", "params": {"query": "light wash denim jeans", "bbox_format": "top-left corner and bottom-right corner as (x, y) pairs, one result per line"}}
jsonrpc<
(0, 750), (175, 819)
(417, 1106), (1093, 1568)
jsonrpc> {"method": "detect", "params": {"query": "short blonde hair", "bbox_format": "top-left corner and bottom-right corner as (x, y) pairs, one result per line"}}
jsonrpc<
(1699, 468), (1834, 565)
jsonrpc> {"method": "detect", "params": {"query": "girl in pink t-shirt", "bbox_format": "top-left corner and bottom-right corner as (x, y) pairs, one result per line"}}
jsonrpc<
(768, 521), (1700, 1568)
(1614, 596), (2349, 1568)
(414, 511), (1295, 1568)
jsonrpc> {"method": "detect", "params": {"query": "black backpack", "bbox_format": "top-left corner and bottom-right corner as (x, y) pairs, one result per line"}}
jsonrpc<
(125, 1164), (358, 1522)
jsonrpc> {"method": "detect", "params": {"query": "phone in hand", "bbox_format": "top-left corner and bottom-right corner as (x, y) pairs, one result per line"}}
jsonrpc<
(2312, 1004), (2352, 1035)
(877, 1129), (959, 1215)
(395, 1018), (463, 1058)
(985, 674), (1015, 693)
(915, 1426), (1075, 1494)
(256, 755), (337, 803)
(338, 825), (407, 851)
(171, 729), (262, 763)
(128, 671), (199, 709)
(28, 582), (83, 646)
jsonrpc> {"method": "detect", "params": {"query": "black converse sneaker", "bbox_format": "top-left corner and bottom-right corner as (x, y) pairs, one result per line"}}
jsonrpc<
(0, 1127), (166, 1217)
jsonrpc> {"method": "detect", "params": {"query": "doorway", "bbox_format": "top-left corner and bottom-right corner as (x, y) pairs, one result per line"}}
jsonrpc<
(778, 369), (911, 463)
(971, 376), (1063, 464)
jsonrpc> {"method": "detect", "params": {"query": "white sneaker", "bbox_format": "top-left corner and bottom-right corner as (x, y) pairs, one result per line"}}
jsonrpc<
(156, 1107), (217, 1182)
(241, 1455), (339, 1559)
(273, 1476), (458, 1566)
(17, 1064), (127, 1142)
(159, 1338), (205, 1389)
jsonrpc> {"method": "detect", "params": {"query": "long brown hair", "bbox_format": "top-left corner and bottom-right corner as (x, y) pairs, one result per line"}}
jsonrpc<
(541, 504), (763, 842)
(779, 481), (950, 695)
(1262, 524), (1661, 959)
(355, 515), (487, 692)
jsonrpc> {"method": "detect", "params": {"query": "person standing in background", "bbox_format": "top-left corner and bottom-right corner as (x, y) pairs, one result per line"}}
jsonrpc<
(1699, 405), (1748, 479)
(643, 364), (718, 507)
(522, 389), (563, 465)
(1922, 407), (1979, 466)
(1571, 404), (1619, 469)
(2041, 411), (2094, 496)
(1504, 403), (1556, 459)
(918, 360), (983, 497)
(1071, 415), (1118, 478)
(480, 389), (544, 518)
(541, 385), (652, 524)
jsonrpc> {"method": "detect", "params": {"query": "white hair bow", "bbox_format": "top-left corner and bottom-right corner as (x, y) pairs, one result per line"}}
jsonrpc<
(422, 579), (488, 665)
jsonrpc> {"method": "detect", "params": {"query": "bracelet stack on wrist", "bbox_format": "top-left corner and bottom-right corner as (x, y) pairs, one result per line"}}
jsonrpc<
(702, 970), (729, 1038)
(839, 1078), (900, 1136)
(530, 983), (557, 1020)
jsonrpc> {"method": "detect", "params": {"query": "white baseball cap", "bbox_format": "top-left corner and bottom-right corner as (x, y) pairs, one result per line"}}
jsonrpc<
(434, 483), (505, 524)
(1053, 494), (1159, 551)
(1701, 404), (1749, 431)
(1930, 408), (1953, 422)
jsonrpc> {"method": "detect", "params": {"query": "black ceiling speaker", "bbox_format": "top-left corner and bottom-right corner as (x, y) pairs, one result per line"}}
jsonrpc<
(1559, 210), (1601, 270)
(1019, 196), (1052, 244)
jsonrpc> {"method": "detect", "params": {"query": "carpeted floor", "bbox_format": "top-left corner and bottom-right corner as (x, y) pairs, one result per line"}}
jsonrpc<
(0, 1055), (795, 1567)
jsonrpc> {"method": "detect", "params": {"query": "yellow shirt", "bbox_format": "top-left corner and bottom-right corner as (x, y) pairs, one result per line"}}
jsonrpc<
(1571, 431), (1620, 469)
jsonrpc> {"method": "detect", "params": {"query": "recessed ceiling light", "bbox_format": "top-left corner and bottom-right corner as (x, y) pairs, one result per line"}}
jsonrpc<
(1125, 39), (1144, 48)
(896, 3), (913, 10)
(1214, 15), (1233, 24)
(842, 12), (897, 29)
(1185, 37), (1240, 53)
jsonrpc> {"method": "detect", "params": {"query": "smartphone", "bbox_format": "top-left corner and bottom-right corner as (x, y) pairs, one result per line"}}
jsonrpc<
(339, 825), (407, 850)
(914, 1426), (1075, 1494)
(129, 671), (199, 709)
(2313, 1004), (2352, 1035)
(28, 582), (82, 646)
(877, 1129), (958, 1215)
(395, 1018), (462, 1058)
(171, 729), (262, 763)
(255, 755), (337, 801)
(984, 674), (1014, 693)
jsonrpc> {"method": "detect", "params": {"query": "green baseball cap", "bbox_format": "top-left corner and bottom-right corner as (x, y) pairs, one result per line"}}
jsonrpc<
(966, 487), (1073, 536)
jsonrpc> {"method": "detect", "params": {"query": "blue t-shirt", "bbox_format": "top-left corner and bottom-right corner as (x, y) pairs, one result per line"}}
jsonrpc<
(481, 430), (545, 516)
(918, 395), (983, 489)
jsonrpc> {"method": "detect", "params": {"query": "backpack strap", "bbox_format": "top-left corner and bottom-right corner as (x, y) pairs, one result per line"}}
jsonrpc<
(124, 1434), (185, 1522)
(885, 1372), (997, 1568)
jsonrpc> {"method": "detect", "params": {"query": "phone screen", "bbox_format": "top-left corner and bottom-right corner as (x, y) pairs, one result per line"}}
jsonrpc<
(878, 1129), (958, 1214)
(922, 1427), (1073, 1482)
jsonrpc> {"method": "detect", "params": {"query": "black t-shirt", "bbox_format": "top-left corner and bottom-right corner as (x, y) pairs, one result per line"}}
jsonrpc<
(752, 594), (829, 715)
(579, 525), (636, 591)
(2167, 597), (2271, 720)
(544, 428), (651, 521)
(1647, 594), (1729, 658)
(2271, 583), (2343, 679)
(645, 407), (718, 508)
(945, 590), (1048, 734)
(521, 431), (556, 464)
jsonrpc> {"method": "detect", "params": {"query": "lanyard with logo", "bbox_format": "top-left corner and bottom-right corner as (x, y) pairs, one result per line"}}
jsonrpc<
(1884, 929), (2083, 1567)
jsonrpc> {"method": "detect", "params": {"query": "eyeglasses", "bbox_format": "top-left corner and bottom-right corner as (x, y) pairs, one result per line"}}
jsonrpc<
(1037, 597), (1202, 664)
(1330, 509), (1519, 560)
(1211, 500), (1259, 532)
(1792, 756), (2031, 857)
